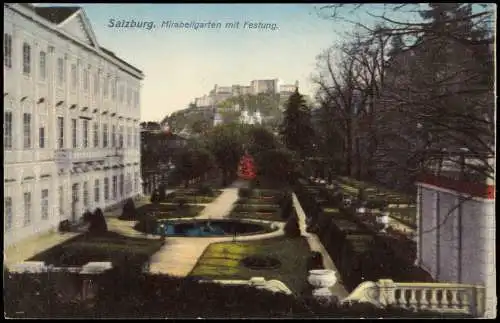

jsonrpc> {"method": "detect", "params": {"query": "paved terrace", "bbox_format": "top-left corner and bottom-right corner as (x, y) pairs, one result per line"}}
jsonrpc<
(4, 230), (81, 268)
(293, 193), (349, 299)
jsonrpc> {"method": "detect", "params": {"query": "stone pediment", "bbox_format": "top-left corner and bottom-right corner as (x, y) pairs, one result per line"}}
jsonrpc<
(59, 10), (99, 48)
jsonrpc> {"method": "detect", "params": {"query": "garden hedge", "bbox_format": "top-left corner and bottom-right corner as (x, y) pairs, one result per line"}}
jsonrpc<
(294, 178), (433, 292)
(4, 269), (471, 318)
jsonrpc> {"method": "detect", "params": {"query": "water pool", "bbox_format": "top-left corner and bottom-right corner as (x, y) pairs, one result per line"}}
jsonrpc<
(135, 219), (274, 237)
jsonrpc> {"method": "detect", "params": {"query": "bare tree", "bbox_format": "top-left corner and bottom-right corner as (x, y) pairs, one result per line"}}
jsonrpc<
(313, 3), (495, 189)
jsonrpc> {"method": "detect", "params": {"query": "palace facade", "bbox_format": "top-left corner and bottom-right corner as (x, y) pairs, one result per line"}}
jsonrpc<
(4, 4), (144, 247)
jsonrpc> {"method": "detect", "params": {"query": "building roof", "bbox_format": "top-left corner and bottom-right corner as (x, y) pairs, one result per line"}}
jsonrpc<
(33, 6), (80, 25)
(99, 47), (143, 75)
(22, 4), (143, 76)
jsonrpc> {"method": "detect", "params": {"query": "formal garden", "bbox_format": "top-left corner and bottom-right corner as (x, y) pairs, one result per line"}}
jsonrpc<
(28, 208), (164, 270)
(229, 187), (293, 222)
(4, 89), (479, 318)
(189, 236), (311, 295)
(294, 176), (431, 292)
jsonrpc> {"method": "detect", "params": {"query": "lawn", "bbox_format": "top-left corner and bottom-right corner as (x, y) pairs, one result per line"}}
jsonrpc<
(189, 237), (311, 295)
(28, 231), (164, 268)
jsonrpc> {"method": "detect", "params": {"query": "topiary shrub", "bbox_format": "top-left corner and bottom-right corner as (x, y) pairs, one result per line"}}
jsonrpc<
(197, 184), (214, 197)
(121, 198), (137, 220)
(84, 208), (108, 234)
(279, 191), (293, 220)
(238, 187), (253, 199)
(158, 185), (167, 202)
(357, 188), (367, 203)
(135, 217), (157, 235)
(307, 251), (324, 271)
(150, 190), (160, 204)
(176, 197), (188, 209)
(82, 210), (93, 223)
(284, 210), (301, 238)
(58, 220), (71, 233)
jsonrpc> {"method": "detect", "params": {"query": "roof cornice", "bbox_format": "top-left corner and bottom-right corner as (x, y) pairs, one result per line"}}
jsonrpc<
(7, 3), (144, 80)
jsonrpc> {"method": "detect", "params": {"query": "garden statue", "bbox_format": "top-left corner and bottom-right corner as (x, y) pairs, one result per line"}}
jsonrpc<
(342, 197), (352, 208)
(377, 207), (390, 233)
(356, 200), (367, 217)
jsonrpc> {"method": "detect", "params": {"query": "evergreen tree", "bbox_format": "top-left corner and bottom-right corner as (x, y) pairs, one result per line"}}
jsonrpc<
(279, 89), (315, 158)
(419, 3), (486, 41)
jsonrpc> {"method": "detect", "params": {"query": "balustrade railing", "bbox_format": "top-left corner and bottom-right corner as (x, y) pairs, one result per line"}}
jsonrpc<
(342, 279), (485, 317)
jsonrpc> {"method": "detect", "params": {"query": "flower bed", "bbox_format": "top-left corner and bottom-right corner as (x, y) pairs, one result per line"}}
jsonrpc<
(165, 194), (218, 204)
(124, 203), (205, 220)
(229, 210), (283, 222)
(232, 204), (281, 213)
(231, 197), (285, 222)
(172, 188), (223, 197)
(329, 177), (415, 206)
(236, 197), (280, 205)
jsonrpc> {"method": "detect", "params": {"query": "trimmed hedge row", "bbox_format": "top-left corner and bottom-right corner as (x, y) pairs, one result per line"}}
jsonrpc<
(295, 178), (433, 292)
(4, 268), (472, 318)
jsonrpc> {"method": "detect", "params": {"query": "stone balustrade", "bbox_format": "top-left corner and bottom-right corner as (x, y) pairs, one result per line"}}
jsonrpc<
(199, 277), (293, 295)
(342, 279), (486, 317)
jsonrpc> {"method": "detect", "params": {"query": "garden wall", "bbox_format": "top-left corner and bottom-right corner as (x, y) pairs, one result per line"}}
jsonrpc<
(416, 175), (496, 318)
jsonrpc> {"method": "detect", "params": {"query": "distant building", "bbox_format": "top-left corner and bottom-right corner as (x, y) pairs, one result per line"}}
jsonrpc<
(279, 81), (299, 94)
(239, 109), (262, 125)
(213, 109), (223, 127)
(250, 79), (280, 94)
(194, 95), (212, 108)
(194, 79), (301, 108)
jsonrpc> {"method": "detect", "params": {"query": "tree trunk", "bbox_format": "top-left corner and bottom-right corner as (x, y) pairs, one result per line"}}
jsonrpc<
(346, 120), (353, 177)
(355, 137), (362, 180)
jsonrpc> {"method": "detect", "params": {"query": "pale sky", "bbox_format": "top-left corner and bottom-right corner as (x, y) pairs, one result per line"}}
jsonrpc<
(36, 3), (432, 122)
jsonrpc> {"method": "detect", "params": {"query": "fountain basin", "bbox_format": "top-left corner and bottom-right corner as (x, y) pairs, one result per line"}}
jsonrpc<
(134, 219), (277, 237)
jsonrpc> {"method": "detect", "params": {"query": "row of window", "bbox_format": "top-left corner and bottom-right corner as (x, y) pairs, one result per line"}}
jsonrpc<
(4, 189), (49, 231)
(4, 33), (139, 108)
(4, 112), (140, 150)
(5, 172), (140, 231)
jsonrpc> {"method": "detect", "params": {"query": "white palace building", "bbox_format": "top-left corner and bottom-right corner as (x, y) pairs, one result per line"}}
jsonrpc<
(3, 3), (144, 247)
